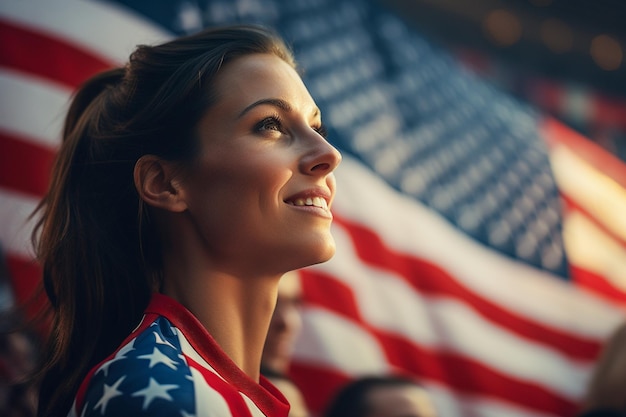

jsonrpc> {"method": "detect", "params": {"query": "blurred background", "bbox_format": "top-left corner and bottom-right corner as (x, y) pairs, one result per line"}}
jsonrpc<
(386, 0), (626, 161)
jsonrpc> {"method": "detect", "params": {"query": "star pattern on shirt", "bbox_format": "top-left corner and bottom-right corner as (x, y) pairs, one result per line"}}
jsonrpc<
(131, 377), (179, 410)
(93, 376), (125, 414)
(81, 317), (196, 416)
(138, 347), (179, 370)
(97, 340), (135, 378)
(154, 330), (177, 349)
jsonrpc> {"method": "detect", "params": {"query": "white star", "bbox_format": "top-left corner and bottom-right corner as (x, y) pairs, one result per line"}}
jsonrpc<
(131, 378), (178, 410)
(117, 340), (136, 357)
(93, 376), (125, 414)
(97, 340), (135, 377)
(180, 411), (195, 417)
(138, 347), (178, 370)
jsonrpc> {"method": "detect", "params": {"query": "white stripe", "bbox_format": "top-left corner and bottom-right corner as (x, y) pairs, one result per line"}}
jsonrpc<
(241, 395), (270, 417)
(564, 211), (626, 292)
(188, 366), (234, 417)
(0, 68), (71, 148)
(0, 188), (38, 259)
(551, 143), (626, 241)
(424, 383), (560, 417)
(0, 0), (171, 65)
(177, 327), (238, 415)
(331, 156), (624, 339)
(293, 307), (390, 375)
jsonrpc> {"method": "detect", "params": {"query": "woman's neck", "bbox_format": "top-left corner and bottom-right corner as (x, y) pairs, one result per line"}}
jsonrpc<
(161, 262), (279, 381)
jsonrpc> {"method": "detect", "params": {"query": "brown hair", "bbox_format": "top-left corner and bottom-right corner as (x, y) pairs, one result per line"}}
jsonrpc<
(32, 24), (295, 417)
(324, 374), (428, 417)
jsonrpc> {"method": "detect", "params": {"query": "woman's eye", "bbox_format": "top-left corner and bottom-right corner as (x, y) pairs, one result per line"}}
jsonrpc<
(255, 116), (283, 134)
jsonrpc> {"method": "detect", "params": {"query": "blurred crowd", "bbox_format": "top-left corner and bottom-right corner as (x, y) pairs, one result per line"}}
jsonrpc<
(0, 249), (38, 417)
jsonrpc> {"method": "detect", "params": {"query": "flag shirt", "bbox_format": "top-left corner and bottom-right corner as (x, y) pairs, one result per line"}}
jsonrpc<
(69, 293), (290, 417)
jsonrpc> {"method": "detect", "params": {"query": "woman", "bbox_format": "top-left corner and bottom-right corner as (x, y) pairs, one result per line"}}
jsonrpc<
(33, 25), (341, 417)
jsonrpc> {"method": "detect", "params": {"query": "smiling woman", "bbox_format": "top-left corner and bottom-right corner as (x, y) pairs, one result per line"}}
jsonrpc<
(31, 25), (340, 417)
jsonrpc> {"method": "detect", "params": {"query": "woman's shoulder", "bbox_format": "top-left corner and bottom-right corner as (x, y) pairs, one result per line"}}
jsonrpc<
(70, 306), (288, 417)
(72, 315), (199, 416)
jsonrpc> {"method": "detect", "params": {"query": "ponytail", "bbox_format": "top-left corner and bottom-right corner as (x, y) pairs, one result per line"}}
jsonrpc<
(33, 67), (154, 417)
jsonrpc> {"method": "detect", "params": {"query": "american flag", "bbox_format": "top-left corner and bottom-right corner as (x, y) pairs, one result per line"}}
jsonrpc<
(1, 1), (625, 417)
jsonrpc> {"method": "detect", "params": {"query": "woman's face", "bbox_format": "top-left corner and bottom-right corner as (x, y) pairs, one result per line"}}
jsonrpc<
(179, 53), (341, 275)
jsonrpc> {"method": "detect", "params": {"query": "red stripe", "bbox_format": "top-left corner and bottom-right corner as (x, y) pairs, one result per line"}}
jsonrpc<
(185, 354), (254, 417)
(561, 194), (626, 250)
(5, 253), (41, 307)
(300, 271), (579, 417)
(289, 362), (351, 416)
(302, 267), (363, 321)
(332, 214), (603, 361)
(0, 131), (56, 197)
(4, 253), (46, 321)
(0, 18), (114, 89)
(571, 265), (626, 306)
(378, 331), (577, 417)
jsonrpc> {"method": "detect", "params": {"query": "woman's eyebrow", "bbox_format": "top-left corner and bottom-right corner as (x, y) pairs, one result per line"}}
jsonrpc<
(237, 98), (321, 119)
(238, 98), (292, 119)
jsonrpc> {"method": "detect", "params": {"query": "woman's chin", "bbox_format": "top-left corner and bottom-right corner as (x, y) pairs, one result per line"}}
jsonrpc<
(305, 239), (337, 266)
(274, 234), (337, 270)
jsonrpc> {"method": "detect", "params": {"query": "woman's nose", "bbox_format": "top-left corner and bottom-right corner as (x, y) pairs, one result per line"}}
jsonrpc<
(300, 131), (342, 175)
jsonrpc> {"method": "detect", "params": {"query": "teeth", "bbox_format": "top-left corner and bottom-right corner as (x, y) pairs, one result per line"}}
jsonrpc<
(290, 197), (328, 210)
(314, 197), (328, 210)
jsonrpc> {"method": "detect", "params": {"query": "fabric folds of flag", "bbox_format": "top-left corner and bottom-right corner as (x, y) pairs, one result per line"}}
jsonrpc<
(1, 1), (625, 417)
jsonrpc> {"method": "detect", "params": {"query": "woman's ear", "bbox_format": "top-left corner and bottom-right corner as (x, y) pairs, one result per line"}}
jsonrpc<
(134, 155), (187, 212)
